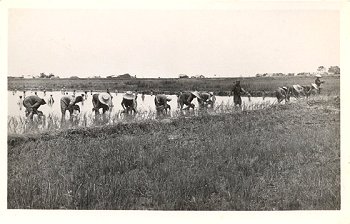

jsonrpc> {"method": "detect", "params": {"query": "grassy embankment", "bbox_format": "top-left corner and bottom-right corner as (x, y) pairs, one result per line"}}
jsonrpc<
(8, 95), (340, 210)
(7, 75), (340, 96)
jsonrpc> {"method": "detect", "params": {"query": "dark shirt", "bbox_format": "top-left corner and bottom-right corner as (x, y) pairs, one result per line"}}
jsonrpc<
(232, 85), (246, 96)
(121, 98), (135, 108)
(315, 78), (322, 87)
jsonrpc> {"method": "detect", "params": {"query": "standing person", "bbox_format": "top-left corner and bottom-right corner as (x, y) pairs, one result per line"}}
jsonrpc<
(17, 95), (23, 110)
(90, 90), (93, 95)
(177, 92), (182, 108)
(23, 95), (46, 120)
(92, 92), (112, 116)
(72, 90), (76, 97)
(121, 91), (137, 114)
(47, 94), (55, 106)
(141, 92), (145, 101)
(230, 81), (250, 108)
(155, 94), (172, 115)
(43, 89), (46, 96)
(178, 91), (201, 110)
(315, 74), (325, 94)
(80, 94), (85, 106)
(115, 89), (118, 96)
(60, 95), (83, 124)
(84, 91), (88, 99)
(23, 90), (26, 98)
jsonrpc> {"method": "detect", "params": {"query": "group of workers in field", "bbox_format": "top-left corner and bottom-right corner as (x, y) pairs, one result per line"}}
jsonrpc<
(19, 74), (324, 125)
(275, 74), (324, 103)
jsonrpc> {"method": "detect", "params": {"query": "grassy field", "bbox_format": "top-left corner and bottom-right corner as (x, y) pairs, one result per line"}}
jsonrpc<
(7, 95), (340, 210)
(7, 75), (340, 96)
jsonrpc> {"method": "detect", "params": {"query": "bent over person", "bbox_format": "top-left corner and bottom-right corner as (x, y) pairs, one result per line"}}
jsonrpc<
(178, 91), (201, 110)
(60, 95), (83, 123)
(121, 91), (137, 114)
(275, 86), (290, 103)
(23, 95), (46, 120)
(155, 94), (171, 115)
(92, 93), (112, 115)
(198, 92), (215, 108)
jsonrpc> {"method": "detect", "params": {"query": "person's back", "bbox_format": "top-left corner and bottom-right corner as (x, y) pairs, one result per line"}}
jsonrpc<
(199, 92), (210, 101)
(155, 94), (167, 105)
(24, 95), (42, 105)
(178, 92), (196, 110)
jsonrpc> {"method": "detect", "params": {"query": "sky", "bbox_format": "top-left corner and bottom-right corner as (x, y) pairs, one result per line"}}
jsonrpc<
(8, 9), (339, 78)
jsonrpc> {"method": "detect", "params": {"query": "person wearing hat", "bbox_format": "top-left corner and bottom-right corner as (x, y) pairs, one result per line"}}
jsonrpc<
(178, 91), (201, 110)
(92, 93), (112, 115)
(315, 74), (324, 94)
(275, 86), (291, 103)
(231, 81), (250, 107)
(60, 95), (83, 123)
(23, 95), (46, 120)
(291, 84), (305, 98)
(121, 91), (137, 114)
(155, 94), (172, 115)
(197, 92), (215, 108)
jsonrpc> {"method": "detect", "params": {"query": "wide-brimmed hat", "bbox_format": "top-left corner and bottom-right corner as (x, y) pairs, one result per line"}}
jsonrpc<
(316, 74), (322, 78)
(98, 93), (112, 106)
(311, 83), (318, 90)
(166, 96), (172, 101)
(191, 91), (201, 99)
(293, 84), (303, 92)
(209, 92), (214, 96)
(282, 86), (288, 91)
(123, 91), (135, 100)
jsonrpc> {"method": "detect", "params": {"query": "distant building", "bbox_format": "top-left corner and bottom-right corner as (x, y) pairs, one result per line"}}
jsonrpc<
(179, 74), (189, 79)
(117, 73), (134, 79)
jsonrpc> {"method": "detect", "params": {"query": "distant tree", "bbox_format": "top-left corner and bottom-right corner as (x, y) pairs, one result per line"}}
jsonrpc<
(70, 76), (80, 79)
(328, 66), (340, 74)
(117, 73), (133, 79)
(48, 73), (55, 78)
(39, 72), (47, 78)
(317, 66), (326, 73)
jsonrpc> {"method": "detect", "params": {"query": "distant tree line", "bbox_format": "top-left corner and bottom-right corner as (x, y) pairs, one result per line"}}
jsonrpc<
(255, 65), (340, 77)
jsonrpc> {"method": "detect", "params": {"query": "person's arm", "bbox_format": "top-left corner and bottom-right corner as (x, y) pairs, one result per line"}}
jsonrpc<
(241, 88), (251, 96)
(121, 99), (126, 110)
(30, 101), (42, 109)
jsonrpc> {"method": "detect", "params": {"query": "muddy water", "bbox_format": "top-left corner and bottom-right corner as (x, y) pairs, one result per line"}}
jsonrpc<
(8, 90), (278, 118)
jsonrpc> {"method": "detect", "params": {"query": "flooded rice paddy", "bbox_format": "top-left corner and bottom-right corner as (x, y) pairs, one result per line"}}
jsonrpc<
(8, 90), (279, 134)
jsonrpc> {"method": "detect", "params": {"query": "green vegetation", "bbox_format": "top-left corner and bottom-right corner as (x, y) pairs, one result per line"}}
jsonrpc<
(7, 75), (340, 96)
(8, 95), (340, 210)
